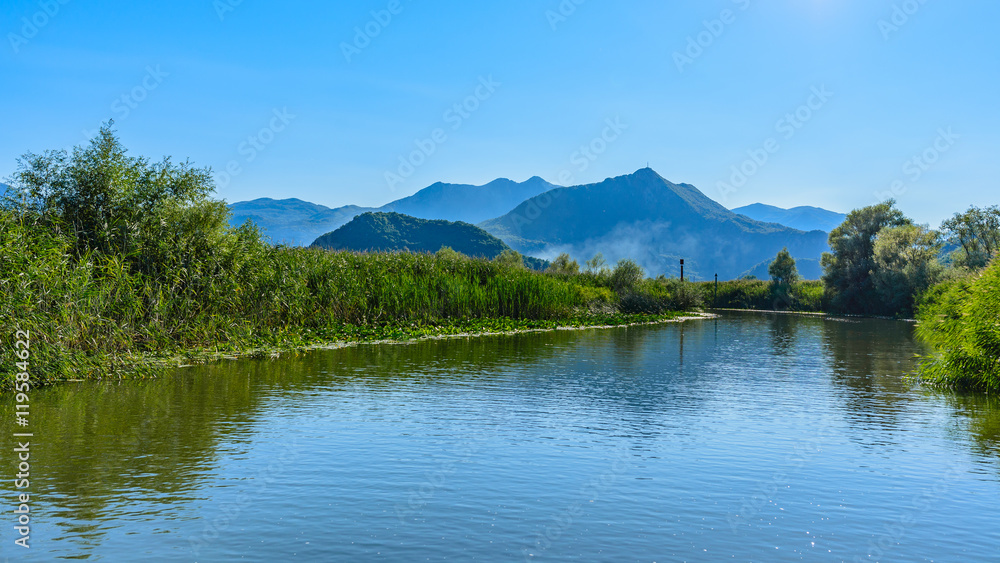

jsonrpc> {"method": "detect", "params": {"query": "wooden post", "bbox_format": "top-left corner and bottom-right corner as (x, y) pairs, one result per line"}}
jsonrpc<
(714, 274), (718, 308)
(680, 259), (684, 282)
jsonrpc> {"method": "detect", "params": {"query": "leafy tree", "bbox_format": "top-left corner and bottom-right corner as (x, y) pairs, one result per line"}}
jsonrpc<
(546, 253), (580, 275)
(610, 258), (644, 294)
(435, 246), (463, 261)
(768, 247), (799, 310)
(941, 205), (1000, 270)
(871, 225), (944, 316)
(821, 200), (912, 314)
(5, 122), (214, 259)
(872, 225), (944, 315)
(494, 249), (525, 269)
(768, 248), (799, 287)
(585, 252), (607, 273)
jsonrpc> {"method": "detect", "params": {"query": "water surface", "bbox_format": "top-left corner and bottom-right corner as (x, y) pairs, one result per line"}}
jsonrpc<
(3, 312), (999, 561)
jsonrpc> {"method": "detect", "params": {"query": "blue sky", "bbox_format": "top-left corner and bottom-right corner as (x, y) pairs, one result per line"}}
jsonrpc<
(2, 0), (997, 226)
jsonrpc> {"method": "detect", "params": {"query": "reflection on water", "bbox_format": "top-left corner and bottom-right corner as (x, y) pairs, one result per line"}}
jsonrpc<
(3, 312), (999, 561)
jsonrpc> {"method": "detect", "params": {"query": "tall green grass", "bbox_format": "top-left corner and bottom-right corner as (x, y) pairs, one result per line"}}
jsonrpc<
(0, 207), (694, 390)
(0, 126), (703, 390)
(696, 279), (825, 312)
(915, 259), (1000, 393)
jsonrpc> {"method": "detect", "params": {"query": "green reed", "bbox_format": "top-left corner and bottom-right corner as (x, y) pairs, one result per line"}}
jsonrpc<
(915, 259), (1000, 393)
(0, 208), (691, 390)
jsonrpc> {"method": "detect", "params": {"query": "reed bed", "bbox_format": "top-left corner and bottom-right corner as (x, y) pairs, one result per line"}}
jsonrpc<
(916, 259), (1000, 393)
(696, 279), (825, 312)
(0, 209), (692, 390)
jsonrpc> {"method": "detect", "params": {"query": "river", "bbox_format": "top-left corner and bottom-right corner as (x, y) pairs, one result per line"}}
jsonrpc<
(2, 312), (999, 561)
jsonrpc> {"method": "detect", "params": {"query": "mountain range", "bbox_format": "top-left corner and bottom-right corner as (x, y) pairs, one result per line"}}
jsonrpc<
(479, 169), (829, 280)
(311, 212), (547, 270)
(731, 203), (846, 233)
(229, 169), (843, 280)
(229, 177), (556, 246)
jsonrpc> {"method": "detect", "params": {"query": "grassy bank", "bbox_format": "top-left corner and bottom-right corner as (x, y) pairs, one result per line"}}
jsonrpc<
(915, 259), (1000, 393)
(0, 203), (696, 391)
(696, 279), (826, 312)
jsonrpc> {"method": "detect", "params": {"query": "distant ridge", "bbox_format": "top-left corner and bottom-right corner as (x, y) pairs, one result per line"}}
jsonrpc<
(228, 176), (556, 246)
(479, 168), (829, 280)
(311, 212), (547, 270)
(228, 198), (376, 246)
(732, 203), (845, 233)
(380, 176), (558, 224)
(230, 169), (833, 280)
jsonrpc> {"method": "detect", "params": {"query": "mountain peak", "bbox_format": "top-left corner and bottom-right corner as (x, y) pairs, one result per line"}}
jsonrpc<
(631, 166), (662, 178)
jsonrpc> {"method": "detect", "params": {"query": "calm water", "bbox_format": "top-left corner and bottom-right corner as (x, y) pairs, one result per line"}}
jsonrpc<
(3, 312), (999, 562)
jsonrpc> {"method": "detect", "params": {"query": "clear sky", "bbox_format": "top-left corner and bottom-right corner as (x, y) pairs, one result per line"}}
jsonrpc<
(2, 0), (997, 226)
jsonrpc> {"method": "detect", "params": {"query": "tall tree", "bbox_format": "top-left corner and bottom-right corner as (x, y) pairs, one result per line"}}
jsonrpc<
(821, 200), (912, 314)
(768, 248), (799, 287)
(871, 225), (944, 316)
(768, 247), (799, 309)
(941, 205), (1000, 270)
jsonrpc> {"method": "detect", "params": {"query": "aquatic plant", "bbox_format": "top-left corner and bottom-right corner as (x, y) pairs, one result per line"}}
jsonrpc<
(916, 259), (1000, 393)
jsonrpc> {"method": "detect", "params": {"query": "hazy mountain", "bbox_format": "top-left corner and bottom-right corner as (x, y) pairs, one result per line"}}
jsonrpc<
(479, 168), (830, 280)
(228, 176), (556, 246)
(732, 203), (845, 233)
(229, 198), (376, 246)
(381, 176), (558, 224)
(311, 212), (547, 270)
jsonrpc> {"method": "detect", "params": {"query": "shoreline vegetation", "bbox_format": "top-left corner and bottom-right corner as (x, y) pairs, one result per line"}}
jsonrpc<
(1, 125), (996, 393)
(0, 126), (707, 391)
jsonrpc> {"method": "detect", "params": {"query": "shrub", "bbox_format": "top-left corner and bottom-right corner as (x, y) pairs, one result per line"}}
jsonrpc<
(546, 253), (580, 275)
(611, 259), (644, 294)
(493, 249), (526, 270)
(916, 259), (1000, 393)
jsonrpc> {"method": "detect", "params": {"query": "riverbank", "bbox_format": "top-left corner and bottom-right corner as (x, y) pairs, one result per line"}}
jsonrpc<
(2, 127), (703, 391)
(19, 312), (711, 389)
(697, 279), (826, 312)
